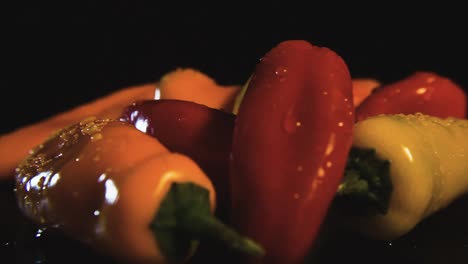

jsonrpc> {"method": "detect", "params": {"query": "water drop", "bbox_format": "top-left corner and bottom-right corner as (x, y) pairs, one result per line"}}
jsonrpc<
(91, 133), (103, 142)
(283, 105), (300, 134)
(317, 167), (325, 177)
(274, 66), (287, 76)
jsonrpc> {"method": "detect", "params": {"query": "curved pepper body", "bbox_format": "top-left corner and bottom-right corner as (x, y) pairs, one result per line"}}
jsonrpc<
(14, 117), (215, 263)
(230, 40), (354, 263)
(120, 99), (235, 220)
(155, 68), (240, 112)
(349, 113), (468, 240)
(356, 71), (467, 122)
(1, 68), (238, 179)
(0, 84), (156, 178)
(351, 78), (380, 106)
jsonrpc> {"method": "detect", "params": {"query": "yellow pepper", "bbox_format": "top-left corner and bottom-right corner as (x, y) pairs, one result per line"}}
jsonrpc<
(338, 113), (468, 240)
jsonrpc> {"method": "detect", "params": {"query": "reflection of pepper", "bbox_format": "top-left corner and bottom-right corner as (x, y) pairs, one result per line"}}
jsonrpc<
(356, 71), (467, 122)
(120, 99), (235, 221)
(230, 40), (355, 263)
(14, 118), (263, 263)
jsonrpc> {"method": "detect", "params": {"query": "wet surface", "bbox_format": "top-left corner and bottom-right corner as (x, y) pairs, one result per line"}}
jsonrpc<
(2, 179), (468, 264)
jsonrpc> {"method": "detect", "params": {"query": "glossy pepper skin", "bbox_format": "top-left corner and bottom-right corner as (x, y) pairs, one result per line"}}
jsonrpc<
(230, 40), (355, 263)
(14, 116), (264, 263)
(13, 117), (217, 263)
(344, 113), (468, 240)
(356, 71), (467, 122)
(120, 99), (236, 220)
(0, 84), (156, 178)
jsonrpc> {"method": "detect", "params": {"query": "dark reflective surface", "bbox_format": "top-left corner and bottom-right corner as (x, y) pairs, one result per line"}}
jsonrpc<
(3, 178), (468, 264)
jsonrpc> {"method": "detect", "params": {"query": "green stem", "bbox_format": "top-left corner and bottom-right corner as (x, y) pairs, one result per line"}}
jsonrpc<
(182, 212), (264, 256)
(335, 147), (393, 215)
(150, 182), (264, 263)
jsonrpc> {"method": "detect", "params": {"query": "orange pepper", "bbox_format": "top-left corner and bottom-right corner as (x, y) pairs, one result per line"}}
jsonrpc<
(14, 117), (263, 263)
(352, 78), (381, 107)
(156, 68), (240, 112)
(0, 69), (240, 178)
(0, 84), (156, 178)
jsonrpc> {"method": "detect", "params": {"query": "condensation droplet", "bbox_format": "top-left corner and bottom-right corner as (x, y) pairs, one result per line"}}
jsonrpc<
(91, 133), (103, 142)
(80, 116), (97, 125)
(274, 66), (287, 76)
(317, 167), (325, 177)
(283, 106), (299, 134)
(416, 87), (427, 95)
(274, 66), (288, 82)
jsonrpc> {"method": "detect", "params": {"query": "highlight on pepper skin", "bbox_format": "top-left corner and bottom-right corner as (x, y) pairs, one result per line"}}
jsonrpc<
(335, 113), (468, 241)
(14, 117), (264, 264)
(3, 39), (468, 264)
(119, 99), (236, 222)
(229, 40), (355, 264)
(356, 71), (468, 121)
(0, 68), (239, 179)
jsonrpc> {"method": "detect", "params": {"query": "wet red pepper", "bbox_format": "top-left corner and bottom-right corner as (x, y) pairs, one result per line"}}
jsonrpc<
(119, 99), (235, 221)
(230, 40), (355, 263)
(356, 71), (467, 122)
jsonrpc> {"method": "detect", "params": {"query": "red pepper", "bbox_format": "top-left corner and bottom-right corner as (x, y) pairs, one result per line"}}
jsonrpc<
(119, 99), (235, 221)
(230, 40), (355, 263)
(356, 71), (467, 122)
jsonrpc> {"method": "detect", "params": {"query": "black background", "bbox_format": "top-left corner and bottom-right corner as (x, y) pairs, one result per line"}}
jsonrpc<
(3, 3), (468, 264)
(4, 3), (468, 133)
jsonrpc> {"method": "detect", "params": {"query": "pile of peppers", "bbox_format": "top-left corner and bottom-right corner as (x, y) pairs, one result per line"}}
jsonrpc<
(121, 41), (468, 264)
(4, 39), (468, 264)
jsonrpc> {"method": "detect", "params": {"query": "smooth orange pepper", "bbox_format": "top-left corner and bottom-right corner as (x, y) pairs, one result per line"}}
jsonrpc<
(0, 68), (240, 178)
(14, 117), (263, 263)
(155, 68), (240, 112)
(0, 84), (156, 178)
(352, 78), (381, 107)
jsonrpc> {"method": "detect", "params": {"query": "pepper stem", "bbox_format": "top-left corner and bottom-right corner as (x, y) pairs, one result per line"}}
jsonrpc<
(182, 211), (265, 256)
(335, 147), (393, 215)
(150, 182), (264, 263)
